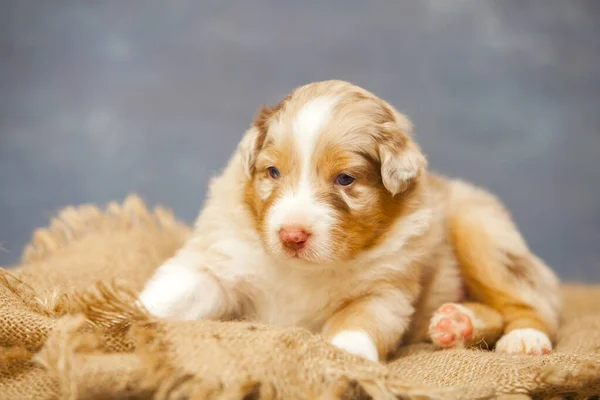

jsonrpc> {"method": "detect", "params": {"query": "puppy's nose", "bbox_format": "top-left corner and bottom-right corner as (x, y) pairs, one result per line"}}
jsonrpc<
(279, 226), (311, 250)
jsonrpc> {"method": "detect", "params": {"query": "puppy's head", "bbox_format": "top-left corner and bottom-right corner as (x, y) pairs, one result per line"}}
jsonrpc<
(241, 80), (427, 264)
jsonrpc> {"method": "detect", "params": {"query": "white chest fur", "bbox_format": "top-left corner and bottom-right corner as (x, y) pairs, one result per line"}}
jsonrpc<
(225, 248), (348, 331)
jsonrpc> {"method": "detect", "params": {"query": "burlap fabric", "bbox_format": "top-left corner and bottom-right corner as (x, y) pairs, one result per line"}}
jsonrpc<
(1, 196), (599, 399)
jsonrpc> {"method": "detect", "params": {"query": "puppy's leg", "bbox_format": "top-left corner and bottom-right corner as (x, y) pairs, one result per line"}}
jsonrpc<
(448, 181), (561, 355)
(138, 250), (238, 321)
(322, 290), (415, 362)
(429, 302), (503, 349)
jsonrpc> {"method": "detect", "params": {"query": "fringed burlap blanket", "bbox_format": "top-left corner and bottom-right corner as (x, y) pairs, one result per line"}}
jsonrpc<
(1, 195), (599, 399)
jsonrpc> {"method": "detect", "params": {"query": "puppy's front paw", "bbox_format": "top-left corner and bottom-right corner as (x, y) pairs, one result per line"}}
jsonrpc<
(138, 263), (227, 320)
(495, 328), (552, 355)
(329, 330), (379, 362)
(138, 264), (200, 319)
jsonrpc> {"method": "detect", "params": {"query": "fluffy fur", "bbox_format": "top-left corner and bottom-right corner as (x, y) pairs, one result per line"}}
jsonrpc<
(138, 80), (562, 362)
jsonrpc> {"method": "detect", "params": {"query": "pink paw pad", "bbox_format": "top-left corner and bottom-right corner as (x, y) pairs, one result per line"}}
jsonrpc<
(429, 303), (474, 349)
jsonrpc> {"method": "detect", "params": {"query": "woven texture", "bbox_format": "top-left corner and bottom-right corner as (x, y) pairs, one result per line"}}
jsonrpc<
(1, 195), (599, 399)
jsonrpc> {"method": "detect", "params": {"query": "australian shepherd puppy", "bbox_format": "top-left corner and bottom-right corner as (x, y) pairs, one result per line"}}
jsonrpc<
(139, 80), (561, 362)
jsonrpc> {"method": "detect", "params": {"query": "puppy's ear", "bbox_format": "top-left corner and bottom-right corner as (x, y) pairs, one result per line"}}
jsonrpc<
(239, 106), (273, 178)
(377, 114), (427, 196)
(239, 126), (261, 178)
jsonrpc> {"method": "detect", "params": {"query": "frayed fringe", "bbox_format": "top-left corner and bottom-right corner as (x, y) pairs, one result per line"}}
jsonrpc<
(63, 280), (149, 330)
(34, 288), (73, 317)
(21, 194), (189, 264)
(0, 268), (151, 356)
(0, 268), (56, 317)
(0, 268), (144, 328)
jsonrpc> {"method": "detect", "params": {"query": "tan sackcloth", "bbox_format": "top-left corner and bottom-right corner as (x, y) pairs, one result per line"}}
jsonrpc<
(1, 195), (599, 400)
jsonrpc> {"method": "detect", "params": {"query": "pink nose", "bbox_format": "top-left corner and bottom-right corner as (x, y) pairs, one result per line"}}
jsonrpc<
(279, 226), (311, 250)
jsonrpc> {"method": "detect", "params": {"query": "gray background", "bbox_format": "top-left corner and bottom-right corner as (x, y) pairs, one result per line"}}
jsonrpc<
(1, 1), (598, 280)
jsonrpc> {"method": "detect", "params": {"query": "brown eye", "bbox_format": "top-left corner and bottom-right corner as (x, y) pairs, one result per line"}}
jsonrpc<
(267, 166), (280, 179)
(335, 173), (355, 186)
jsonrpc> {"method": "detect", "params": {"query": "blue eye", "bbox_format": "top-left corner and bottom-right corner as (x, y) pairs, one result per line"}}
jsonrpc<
(267, 166), (280, 179)
(335, 173), (355, 186)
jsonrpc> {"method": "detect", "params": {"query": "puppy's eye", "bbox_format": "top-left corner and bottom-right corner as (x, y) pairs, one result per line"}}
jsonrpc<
(267, 166), (280, 179)
(335, 173), (355, 186)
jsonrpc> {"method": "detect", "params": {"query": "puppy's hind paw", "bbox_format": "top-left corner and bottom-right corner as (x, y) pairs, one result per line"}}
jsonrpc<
(329, 330), (379, 362)
(429, 303), (474, 348)
(495, 328), (552, 355)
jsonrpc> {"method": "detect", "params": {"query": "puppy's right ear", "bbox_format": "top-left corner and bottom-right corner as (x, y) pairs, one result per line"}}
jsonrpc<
(239, 106), (273, 178)
(239, 126), (261, 178)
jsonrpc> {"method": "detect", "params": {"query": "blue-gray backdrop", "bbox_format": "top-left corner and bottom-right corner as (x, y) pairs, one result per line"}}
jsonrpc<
(1, 1), (599, 280)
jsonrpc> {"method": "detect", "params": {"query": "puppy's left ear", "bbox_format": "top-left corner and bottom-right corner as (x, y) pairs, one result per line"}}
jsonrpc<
(378, 114), (427, 196)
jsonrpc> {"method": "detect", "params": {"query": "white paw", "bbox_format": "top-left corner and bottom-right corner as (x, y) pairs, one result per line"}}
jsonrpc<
(495, 328), (552, 355)
(138, 262), (226, 320)
(329, 330), (379, 362)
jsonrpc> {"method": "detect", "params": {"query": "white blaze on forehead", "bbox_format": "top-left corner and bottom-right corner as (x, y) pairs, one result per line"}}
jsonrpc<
(289, 95), (338, 204)
(292, 96), (338, 165)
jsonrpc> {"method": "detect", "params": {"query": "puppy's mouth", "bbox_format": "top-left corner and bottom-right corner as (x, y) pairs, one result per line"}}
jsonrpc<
(278, 242), (334, 266)
(276, 239), (322, 263)
(280, 242), (309, 259)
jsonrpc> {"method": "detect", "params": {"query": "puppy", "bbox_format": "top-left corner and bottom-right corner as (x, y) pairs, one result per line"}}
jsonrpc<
(139, 80), (561, 362)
